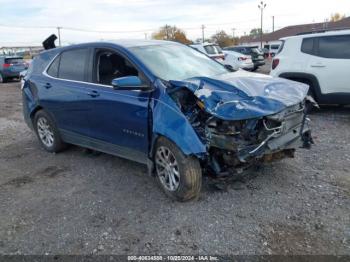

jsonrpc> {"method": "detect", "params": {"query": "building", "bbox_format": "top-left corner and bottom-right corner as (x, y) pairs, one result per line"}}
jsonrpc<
(239, 16), (350, 49)
(0, 46), (43, 58)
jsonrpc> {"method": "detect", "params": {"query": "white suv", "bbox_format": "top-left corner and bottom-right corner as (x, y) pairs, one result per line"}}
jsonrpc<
(270, 30), (350, 106)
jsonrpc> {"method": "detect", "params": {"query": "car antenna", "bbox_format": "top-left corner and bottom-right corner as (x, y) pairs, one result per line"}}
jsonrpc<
(42, 34), (57, 50)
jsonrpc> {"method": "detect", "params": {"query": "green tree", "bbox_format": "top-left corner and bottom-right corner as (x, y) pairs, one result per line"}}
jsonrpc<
(152, 25), (192, 44)
(210, 30), (237, 47)
(249, 28), (262, 36)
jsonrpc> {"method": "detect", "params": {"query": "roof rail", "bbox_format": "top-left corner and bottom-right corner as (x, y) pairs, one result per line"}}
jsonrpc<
(296, 27), (350, 35)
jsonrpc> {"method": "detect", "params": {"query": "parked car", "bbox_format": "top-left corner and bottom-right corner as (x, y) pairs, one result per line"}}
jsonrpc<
(270, 29), (350, 109)
(262, 47), (270, 58)
(23, 39), (313, 201)
(0, 56), (27, 83)
(264, 44), (281, 57)
(222, 50), (254, 70)
(224, 45), (265, 70)
(190, 43), (225, 62)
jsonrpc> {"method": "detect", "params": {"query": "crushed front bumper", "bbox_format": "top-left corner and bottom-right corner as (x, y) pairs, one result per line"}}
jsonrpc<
(205, 102), (313, 176)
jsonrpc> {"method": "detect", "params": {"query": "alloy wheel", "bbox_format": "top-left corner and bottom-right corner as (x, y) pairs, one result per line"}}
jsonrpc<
(155, 146), (180, 191)
(37, 117), (54, 147)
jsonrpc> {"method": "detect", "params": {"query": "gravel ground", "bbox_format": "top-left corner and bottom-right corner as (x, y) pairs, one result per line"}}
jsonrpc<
(0, 80), (349, 255)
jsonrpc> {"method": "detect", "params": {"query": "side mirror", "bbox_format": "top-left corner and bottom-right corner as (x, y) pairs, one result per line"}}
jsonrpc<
(112, 76), (149, 91)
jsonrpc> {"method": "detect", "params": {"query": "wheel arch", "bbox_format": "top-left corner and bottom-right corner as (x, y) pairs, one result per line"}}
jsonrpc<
(278, 72), (322, 101)
(30, 105), (44, 121)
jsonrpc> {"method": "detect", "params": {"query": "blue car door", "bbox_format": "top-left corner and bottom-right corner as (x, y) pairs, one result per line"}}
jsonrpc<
(83, 48), (151, 163)
(41, 47), (93, 138)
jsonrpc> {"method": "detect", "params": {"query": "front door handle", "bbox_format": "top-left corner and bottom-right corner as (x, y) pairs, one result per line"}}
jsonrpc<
(310, 64), (326, 68)
(44, 83), (52, 89)
(88, 90), (100, 98)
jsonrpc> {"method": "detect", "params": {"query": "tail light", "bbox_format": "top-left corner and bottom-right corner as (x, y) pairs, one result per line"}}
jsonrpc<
(238, 57), (247, 61)
(272, 58), (280, 70)
(3, 63), (11, 68)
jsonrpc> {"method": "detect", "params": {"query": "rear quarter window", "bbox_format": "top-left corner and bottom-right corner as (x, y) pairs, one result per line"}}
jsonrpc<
(301, 38), (315, 55)
(47, 55), (60, 77)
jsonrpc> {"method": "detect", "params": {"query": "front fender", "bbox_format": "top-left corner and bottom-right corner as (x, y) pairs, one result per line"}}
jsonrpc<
(150, 80), (206, 158)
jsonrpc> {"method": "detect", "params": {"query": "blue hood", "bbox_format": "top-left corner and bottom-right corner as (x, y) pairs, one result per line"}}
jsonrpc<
(170, 70), (309, 120)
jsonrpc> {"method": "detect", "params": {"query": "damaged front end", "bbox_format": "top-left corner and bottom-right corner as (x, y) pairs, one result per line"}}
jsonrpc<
(204, 103), (312, 176)
(167, 73), (313, 177)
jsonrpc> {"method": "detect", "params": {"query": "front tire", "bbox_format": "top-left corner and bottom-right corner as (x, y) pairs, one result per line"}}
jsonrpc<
(154, 137), (202, 201)
(34, 110), (67, 153)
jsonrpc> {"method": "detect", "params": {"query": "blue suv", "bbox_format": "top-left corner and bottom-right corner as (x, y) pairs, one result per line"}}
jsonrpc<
(22, 40), (312, 201)
(0, 56), (27, 83)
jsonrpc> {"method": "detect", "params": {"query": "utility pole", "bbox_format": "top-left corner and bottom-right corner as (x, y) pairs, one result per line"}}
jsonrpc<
(231, 28), (236, 38)
(201, 25), (205, 43)
(165, 24), (169, 40)
(258, 1), (267, 48)
(272, 16), (275, 32)
(231, 28), (236, 45)
(57, 26), (62, 47)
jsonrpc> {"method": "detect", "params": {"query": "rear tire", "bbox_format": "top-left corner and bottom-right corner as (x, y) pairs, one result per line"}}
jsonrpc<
(33, 110), (67, 153)
(154, 137), (202, 201)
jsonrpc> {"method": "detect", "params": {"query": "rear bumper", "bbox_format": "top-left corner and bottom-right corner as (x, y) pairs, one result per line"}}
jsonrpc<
(2, 70), (20, 78)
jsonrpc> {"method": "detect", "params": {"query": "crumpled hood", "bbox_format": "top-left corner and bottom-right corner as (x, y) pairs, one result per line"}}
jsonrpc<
(169, 70), (308, 120)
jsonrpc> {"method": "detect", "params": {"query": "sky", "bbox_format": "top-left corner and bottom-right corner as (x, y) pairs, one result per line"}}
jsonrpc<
(0, 0), (349, 46)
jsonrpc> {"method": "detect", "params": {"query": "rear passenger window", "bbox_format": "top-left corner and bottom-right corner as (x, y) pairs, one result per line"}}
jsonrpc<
(318, 35), (350, 59)
(58, 48), (89, 81)
(47, 55), (60, 77)
(301, 38), (314, 55)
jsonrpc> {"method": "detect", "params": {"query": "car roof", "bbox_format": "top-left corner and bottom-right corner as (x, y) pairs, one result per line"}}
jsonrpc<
(191, 43), (219, 47)
(41, 39), (182, 55)
(281, 29), (350, 40)
(230, 45), (254, 48)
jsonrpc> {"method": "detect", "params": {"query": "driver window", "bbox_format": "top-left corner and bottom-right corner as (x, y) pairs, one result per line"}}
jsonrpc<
(95, 50), (139, 86)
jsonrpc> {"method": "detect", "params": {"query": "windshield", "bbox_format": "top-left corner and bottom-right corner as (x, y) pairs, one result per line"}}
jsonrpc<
(5, 58), (24, 64)
(130, 44), (228, 81)
(252, 48), (263, 55)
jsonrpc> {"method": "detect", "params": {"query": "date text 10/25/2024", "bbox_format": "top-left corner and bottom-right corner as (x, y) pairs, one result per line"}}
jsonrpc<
(127, 256), (219, 261)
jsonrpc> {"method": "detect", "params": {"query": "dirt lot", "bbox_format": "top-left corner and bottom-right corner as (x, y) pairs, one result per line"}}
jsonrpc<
(0, 81), (349, 255)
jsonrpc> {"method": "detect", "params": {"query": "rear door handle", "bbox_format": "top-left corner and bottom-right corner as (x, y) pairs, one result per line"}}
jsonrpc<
(44, 83), (52, 89)
(88, 90), (100, 98)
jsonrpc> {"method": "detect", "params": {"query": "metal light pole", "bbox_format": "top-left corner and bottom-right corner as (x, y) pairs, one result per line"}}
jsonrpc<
(231, 28), (236, 45)
(231, 28), (236, 38)
(201, 25), (205, 43)
(57, 26), (62, 47)
(258, 1), (266, 48)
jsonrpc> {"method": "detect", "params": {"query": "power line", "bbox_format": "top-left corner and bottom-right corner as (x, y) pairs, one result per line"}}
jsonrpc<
(0, 17), (261, 34)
